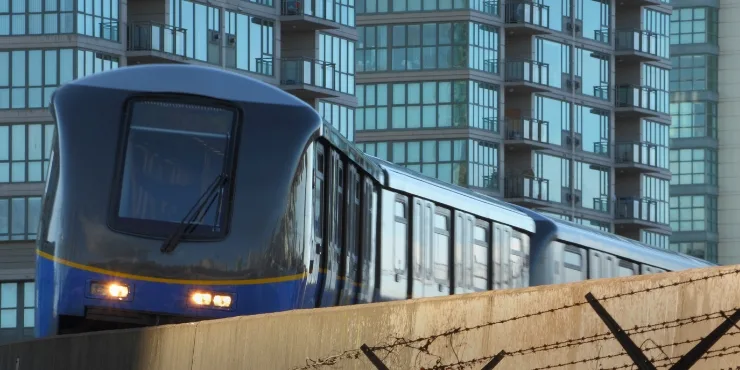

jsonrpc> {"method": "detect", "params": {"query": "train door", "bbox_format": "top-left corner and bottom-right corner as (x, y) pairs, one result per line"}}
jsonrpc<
(358, 177), (377, 304)
(319, 149), (344, 307)
(377, 191), (408, 302)
(303, 142), (326, 309)
(509, 230), (529, 289)
(588, 249), (616, 279)
(492, 223), (512, 289)
(337, 166), (361, 305)
(454, 210), (475, 295)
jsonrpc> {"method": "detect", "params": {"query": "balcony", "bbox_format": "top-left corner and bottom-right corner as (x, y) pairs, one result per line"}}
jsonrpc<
(279, 57), (340, 99)
(480, 0), (500, 16)
(614, 197), (670, 232)
(504, 175), (550, 207)
(614, 84), (668, 118)
(615, 29), (668, 63)
(504, 1), (550, 36)
(127, 21), (187, 64)
(281, 0), (341, 31)
(614, 141), (669, 175)
(504, 117), (550, 150)
(617, 0), (662, 9)
(504, 60), (550, 94)
(477, 171), (501, 194)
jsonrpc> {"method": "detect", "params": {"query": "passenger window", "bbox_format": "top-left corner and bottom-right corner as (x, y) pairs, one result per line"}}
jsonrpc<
(394, 200), (407, 272)
(472, 223), (489, 291)
(618, 260), (637, 277)
(433, 212), (450, 283)
(563, 248), (583, 283)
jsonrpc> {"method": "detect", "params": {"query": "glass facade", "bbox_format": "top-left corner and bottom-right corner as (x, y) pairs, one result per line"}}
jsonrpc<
(356, 139), (499, 191)
(356, 80), (499, 132)
(356, 0), (498, 16)
(0, 48), (119, 109)
(669, 3), (720, 262)
(0, 0), (120, 41)
(532, 95), (611, 156)
(0, 196), (42, 241)
(0, 123), (55, 183)
(0, 281), (35, 344)
(531, 152), (610, 213)
(319, 33), (355, 95)
(318, 100), (355, 141)
(356, 22), (499, 74)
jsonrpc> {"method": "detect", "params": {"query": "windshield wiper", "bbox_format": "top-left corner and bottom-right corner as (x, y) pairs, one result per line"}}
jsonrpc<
(160, 172), (229, 254)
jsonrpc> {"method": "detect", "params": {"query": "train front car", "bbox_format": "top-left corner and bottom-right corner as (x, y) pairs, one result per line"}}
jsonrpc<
(35, 65), (320, 337)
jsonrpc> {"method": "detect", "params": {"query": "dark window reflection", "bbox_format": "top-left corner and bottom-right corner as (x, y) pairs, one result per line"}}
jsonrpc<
(115, 101), (236, 236)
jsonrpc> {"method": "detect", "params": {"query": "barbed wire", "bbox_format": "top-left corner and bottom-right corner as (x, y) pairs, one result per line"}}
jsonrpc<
(419, 316), (740, 370)
(295, 266), (740, 369)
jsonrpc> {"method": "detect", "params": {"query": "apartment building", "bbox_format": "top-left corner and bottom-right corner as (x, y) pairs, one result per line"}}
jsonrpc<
(0, 0), (357, 344)
(353, 0), (673, 248)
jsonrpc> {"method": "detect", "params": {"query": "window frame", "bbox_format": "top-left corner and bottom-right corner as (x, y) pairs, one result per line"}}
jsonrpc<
(106, 94), (242, 241)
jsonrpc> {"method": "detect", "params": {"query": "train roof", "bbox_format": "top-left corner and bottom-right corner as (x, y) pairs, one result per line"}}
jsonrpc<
(367, 155), (536, 233)
(524, 209), (716, 270)
(58, 64), (314, 109)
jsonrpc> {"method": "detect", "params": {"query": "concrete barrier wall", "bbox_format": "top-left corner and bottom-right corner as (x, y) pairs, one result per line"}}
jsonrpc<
(3, 265), (740, 370)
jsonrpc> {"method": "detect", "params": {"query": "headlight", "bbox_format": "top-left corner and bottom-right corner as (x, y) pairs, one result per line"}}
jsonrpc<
(90, 281), (132, 300)
(189, 291), (234, 309)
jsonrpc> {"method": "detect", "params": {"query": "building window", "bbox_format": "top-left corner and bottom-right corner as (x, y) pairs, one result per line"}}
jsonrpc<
(0, 0), (119, 41)
(0, 123), (55, 183)
(0, 48), (119, 110)
(356, 139), (499, 190)
(670, 195), (718, 232)
(640, 119), (669, 170)
(641, 64), (670, 114)
(319, 33), (355, 95)
(223, 12), (274, 76)
(247, 0), (272, 6)
(670, 54), (718, 92)
(357, 0), (498, 16)
(669, 101), (717, 139)
(318, 100), (355, 141)
(639, 175), (670, 225)
(168, 0), (221, 65)
(357, 80), (499, 132)
(670, 242), (717, 263)
(0, 281), (34, 344)
(357, 22), (499, 74)
(669, 148), (717, 186)
(0, 196), (42, 241)
(641, 230), (669, 249)
(641, 8), (670, 58)
(670, 7), (718, 45)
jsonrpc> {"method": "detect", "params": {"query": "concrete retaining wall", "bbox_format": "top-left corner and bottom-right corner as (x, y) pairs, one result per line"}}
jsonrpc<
(3, 264), (740, 370)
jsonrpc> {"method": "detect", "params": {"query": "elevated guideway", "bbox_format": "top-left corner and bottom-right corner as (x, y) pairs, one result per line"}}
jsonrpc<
(2, 264), (740, 370)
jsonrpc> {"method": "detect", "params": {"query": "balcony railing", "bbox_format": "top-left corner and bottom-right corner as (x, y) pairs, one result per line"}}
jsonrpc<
(505, 117), (549, 143)
(615, 141), (666, 169)
(505, 1), (549, 28)
(615, 197), (666, 225)
(482, 171), (500, 191)
(99, 21), (120, 42)
(280, 57), (337, 90)
(505, 175), (549, 201)
(505, 60), (549, 85)
(614, 28), (668, 59)
(481, 117), (499, 133)
(614, 84), (668, 114)
(128, 21), (187, 57)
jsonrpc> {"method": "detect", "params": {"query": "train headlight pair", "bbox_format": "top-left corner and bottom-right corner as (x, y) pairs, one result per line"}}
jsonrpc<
(90, 281), (132, 300)
(189, 291), (234, 309)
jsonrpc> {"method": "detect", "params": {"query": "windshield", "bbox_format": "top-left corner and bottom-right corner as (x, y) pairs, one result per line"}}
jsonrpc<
(111, 99), (238, 239)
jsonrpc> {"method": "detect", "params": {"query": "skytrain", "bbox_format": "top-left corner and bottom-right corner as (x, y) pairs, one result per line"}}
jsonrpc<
(35, 64), (714, 337)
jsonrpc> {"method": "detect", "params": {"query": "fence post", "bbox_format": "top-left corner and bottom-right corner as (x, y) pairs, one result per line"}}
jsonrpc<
(585, 292), (657, 370)
(480, 350), (507, 370)
(360, 344), (390, 370)
(668, 309), (740, 370)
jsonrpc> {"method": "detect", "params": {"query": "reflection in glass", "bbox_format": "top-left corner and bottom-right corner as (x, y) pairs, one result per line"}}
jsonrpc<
(534, 37), (569, 89)
(115, 100), (236, 238)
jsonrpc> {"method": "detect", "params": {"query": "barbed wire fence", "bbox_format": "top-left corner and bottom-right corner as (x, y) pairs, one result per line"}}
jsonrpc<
(293, 267), (740, 370)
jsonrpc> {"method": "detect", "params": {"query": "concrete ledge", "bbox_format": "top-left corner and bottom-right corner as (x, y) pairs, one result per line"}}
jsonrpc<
(3, 264), (740, 370)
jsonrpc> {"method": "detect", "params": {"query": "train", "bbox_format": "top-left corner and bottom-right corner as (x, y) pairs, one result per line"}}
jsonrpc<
(34, 64), (715, 337)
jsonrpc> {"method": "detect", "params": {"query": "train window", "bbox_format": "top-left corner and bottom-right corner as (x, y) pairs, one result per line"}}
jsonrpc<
(472, 221), (489, 291)
(394, 200), (407, 272)
(618, 259), (638, 277)
(510, 233), (524, 288)
(433, 211), (450, 285)
(110, 99), (239, 239)
(563, 247), (583, 283)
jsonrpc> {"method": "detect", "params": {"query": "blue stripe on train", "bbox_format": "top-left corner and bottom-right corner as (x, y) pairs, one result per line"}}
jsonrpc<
(34, 255), (311, 338)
